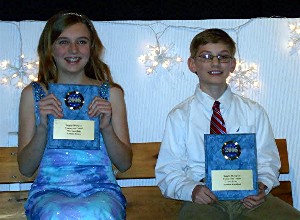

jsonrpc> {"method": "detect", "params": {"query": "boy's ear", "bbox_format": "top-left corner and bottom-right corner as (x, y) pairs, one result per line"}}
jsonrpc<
(188, 57), (197, 73)
(230, 58), (236, 72)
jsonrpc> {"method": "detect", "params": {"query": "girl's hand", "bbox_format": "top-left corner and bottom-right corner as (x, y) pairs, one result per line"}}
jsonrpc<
(88, 96), (112, 130)
(38, 94), (63, 127)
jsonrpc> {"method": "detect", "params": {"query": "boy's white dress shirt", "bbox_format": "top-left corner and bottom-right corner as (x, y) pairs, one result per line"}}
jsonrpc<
(155, 84), (280, 202)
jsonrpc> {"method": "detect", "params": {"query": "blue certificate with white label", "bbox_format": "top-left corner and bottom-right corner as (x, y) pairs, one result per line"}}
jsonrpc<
(47, 83), (101, 150)
(204, 133), (258, 200)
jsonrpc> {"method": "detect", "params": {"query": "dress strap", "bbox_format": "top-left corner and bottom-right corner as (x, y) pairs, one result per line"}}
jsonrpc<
(32, 82), (46, 102)
(99, 82), (110, 100)
(31, 82), (46, 125)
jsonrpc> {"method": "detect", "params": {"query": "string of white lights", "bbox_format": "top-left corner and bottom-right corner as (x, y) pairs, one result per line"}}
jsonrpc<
(103, 20), (260, 95)
(227, 61), (259, 96)
(137, 24), (183, 74)
(0, 18), (297, 95)
(227, 19), (259, 95)
(0, 22), (38, 89)
(288, 20), (300, 55)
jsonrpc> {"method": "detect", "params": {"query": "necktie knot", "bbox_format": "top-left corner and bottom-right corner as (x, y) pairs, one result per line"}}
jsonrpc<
(212, 101), (220, 111)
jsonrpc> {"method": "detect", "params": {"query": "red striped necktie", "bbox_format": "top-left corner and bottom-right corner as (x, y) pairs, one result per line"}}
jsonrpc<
(210, 101), (227, 134)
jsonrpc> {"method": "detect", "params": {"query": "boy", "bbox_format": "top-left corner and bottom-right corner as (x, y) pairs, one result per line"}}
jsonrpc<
(155, 28), (300, 219)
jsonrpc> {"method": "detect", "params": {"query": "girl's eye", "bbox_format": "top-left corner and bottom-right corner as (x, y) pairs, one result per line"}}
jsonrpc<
(58, 40), (69, 45)
(78, 40), (88, 45)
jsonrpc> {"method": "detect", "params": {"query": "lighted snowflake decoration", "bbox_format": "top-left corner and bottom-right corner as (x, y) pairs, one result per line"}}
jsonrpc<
(288, 21), (300, 56)
(227, 60), (259, 96)
(0, 54), (39, 89)
(138, 43), (182, 74)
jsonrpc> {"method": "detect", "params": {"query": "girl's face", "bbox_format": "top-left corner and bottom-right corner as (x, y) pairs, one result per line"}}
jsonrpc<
(188, 43), (236, 91)
(52, 22), (91, 76)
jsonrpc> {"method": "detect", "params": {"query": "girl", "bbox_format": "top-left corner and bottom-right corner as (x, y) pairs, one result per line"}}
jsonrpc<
(18, 11), (132, 220)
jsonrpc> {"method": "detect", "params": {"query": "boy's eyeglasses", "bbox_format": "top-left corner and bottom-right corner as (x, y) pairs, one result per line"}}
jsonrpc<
(195, 54), (233, 63)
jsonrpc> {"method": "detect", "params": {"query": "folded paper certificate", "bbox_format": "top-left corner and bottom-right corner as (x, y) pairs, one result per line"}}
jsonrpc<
(47, 83), (101, 150)
(204, 133), (258, 200)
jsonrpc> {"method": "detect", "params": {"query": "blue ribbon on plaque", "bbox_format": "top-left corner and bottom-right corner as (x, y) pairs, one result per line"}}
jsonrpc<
(204, 133), (258, 200)
(47, 83), (108, 150)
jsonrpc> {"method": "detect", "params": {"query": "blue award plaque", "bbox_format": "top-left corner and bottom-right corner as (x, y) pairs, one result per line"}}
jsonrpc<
(47, 83), (102, 150)
(204, 133), (258, 200)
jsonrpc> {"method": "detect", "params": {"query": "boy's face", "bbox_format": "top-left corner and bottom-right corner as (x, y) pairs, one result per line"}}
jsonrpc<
(188, 43), (236, 90)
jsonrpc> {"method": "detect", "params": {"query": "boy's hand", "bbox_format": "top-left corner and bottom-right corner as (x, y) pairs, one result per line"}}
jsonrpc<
(192, 185), (218, 204)
(241, 182), (266, 209)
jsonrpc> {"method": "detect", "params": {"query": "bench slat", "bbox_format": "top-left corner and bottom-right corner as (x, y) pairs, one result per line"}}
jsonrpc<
(271, 181), (293, 205)
(0, 140), (289, 181)
(123, 186), (182, 220)
(0, 187), (182, 220)
(0, 191), (27, 219)
(116, 142), (160, 179)
(0, 147), (35, 184)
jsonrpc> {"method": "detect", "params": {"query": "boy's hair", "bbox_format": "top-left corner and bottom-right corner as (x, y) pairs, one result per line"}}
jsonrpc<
(189, 28), (236, 58)
(37, 11), (117, 89)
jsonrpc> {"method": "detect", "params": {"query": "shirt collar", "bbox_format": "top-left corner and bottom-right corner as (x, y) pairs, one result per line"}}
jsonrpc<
(194, 83), (233, 112)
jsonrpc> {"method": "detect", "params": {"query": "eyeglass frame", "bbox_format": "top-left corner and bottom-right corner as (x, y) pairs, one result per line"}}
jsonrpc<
(194, 54), (233, 63)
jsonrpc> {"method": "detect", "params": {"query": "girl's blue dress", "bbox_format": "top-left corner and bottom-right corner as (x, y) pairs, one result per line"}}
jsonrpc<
(24, 82), (126, 220)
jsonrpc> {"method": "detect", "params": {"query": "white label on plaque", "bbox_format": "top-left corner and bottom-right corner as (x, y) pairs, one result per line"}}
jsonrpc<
(212, 170), (253, 191)
(53, 119), (95, 140)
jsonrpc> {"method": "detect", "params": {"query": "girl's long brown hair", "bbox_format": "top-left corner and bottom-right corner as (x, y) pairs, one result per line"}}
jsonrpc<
(37, 11), (121, 91)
